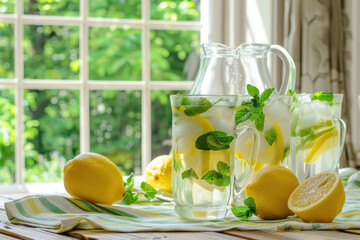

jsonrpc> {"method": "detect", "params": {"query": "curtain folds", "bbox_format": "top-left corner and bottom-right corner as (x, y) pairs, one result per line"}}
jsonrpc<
(281, 0), (357, 167)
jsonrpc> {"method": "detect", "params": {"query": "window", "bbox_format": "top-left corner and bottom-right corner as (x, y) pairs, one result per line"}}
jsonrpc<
(0, 0), (203, 184)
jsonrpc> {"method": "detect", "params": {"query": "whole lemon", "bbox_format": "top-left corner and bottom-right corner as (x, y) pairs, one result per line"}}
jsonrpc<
(245, 166), (299, 220)
(145, 155), (172, 193)
(64, 152), (125, 205)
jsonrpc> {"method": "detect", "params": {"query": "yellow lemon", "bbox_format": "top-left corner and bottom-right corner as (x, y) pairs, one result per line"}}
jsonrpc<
(245, 166), (299, 220)
(64, 152), (125, 205)
(145, 155), (172, 193)
(288, 171), (345, 223)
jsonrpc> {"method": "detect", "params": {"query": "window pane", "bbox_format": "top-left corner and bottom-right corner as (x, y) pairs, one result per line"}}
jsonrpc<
(90, 90), (141, 175)
(0, 88), (15, 184)
(151, 0), (200, 21)
(151, 90), (180, 159)
(24, 0), (79, 16)
(24, 25), (79, 80)
(89, 27), (141, 81)
(150, 30), (200, 81)
(0, 0), (14, 14)
(0, 23), (14, 78)
(24, 89), (80, 183)
(89, 0), (141, 19)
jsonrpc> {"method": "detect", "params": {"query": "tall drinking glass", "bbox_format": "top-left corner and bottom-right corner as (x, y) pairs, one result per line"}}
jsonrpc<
(170, 95), (258, 219)
(289, 93), (346, 183)
(233, 95), (292, 204)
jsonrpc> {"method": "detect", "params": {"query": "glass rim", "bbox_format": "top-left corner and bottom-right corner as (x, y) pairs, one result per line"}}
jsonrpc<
(294, 93), (343, 96)
(170, 94), (238, 98)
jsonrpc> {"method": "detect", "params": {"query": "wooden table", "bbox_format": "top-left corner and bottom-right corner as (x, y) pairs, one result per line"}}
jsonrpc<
(0, 194), (359, 240)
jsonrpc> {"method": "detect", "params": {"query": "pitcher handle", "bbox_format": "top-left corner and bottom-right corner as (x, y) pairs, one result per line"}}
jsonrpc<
(268, 45), (296, 94)
(332, 118), (347, 171)
(233, 125), (260, 205)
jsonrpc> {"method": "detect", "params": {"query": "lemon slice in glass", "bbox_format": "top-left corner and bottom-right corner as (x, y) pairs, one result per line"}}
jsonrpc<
(304, 129), (338, 164)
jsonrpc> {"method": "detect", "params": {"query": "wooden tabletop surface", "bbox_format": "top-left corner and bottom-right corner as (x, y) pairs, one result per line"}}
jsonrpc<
(0, 193), (359, 240)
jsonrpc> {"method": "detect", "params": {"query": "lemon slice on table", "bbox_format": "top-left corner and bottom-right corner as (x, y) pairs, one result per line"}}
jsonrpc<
(288, 171), (345, 223)
(304, 129), (338, 164)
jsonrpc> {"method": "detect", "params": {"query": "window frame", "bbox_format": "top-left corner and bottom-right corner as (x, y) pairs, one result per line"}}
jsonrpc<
(0, 0), (208, 184)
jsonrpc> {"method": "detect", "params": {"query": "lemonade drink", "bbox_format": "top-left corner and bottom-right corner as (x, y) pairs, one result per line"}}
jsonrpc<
(235, 95), (292, 173)
(289, 93), (346, 183)
(171, 95), (237, 219)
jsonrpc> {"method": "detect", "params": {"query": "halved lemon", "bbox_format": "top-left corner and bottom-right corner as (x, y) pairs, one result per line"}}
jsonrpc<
(304, 129), (338, 163)
(288, 171), (345, 223)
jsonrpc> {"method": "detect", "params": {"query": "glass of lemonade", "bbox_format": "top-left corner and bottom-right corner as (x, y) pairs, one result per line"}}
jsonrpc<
(235, 95), (292, 171)
(170, 95), (257, 219)
(233, 94), (292, 203)
(289, 93), (346, 183)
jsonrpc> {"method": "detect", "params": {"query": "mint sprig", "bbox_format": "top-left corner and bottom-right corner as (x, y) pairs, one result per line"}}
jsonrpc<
(231, 197), (257, 220)
(195, 131), (234, 151)
(121, 173), (140, 205)
(201, 161), (231, 187)
(235, 84), (274, 131)
(121, 173), (158, 205)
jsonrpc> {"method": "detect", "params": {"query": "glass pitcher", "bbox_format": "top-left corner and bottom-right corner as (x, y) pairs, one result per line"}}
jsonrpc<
(189, 43), (296, 95)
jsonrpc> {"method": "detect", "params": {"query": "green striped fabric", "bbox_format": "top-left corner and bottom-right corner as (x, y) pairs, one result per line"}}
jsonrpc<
(5, 169), (360, 233)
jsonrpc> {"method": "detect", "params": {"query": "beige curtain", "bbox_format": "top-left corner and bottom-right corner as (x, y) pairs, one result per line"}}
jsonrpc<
(280, 0), (357, 167)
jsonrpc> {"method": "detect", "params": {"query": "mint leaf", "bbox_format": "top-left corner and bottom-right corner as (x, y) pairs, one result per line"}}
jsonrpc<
(311, 92), (334, 103)
(217, 161), (230, 176)
(231, 206), (252, 220)
(121, 173), (140, 205)
(286, 89), (296, 95)
(201, 170), (230, 187)
(259, 88), (275, 103)
(122, 189), (140, 205)
(141, 182), (157, 200)
(180, 96), (191, 105)
(195, 131), (234, 151)
(287, 89), (298, 103)
(265, 127), (277, 146)
(183, 98), (212, 116)
(215, 175), (230, 187)
(249, 109), (259, 121)
(124, 173), (135, 189)
(232, 197), (257, 220)
(244, 197), (257, 215)
(247, 84), (259, 97)
(182, 168), (199, 180)
(254, 111), (265, 131)
(235, 107), (252, 125)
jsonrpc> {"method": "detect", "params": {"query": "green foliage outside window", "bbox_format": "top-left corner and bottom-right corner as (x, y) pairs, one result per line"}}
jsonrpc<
(0, 0), (200, 183)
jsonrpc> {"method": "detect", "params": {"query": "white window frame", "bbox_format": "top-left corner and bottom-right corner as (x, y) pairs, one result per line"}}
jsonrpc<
(0, 0), (212, 184)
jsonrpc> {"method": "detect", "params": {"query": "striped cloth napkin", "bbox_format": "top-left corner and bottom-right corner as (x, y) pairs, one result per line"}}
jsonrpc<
(5, 168), (360, 233)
